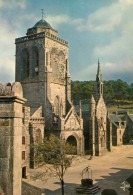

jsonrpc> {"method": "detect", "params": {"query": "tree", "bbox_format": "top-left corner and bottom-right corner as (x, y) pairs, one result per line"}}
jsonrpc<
(31, 134), (74, 195)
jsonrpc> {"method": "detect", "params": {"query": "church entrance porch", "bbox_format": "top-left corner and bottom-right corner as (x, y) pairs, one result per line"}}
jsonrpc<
(61, 131), (84, 155)
(66, 135), (77, 155)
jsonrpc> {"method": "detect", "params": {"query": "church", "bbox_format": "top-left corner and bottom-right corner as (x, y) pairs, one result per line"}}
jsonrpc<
(15, 17), (85, 175)
(0, 16), (128, 187)
(15, 16), (128, 176)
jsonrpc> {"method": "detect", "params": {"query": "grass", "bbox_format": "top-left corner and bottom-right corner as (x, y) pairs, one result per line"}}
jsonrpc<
(107, 101), (133, 114)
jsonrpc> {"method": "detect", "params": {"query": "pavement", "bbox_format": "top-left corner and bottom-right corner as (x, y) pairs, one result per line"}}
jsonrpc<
(22, 141), (133, 195)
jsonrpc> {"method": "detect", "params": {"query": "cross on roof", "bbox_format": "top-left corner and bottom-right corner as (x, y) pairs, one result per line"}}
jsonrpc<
(41, 9), (44, 19)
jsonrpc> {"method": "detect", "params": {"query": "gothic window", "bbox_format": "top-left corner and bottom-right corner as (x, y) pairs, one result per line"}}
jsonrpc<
(50, 48), (58, 80)
(21, 48), (29, 80)
(54, 96), (60, 116)
(22, 151), (25, 160)
(46, 52), (49, 66)
(58, 51), (65, 80)
(60, 99), (63, 117)
(22, 136), (25, 145)
(31, 47), (39, 77)
(36, 129), (42, 144)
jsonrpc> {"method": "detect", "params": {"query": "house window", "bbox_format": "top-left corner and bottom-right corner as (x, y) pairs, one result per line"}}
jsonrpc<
(22, 151), (25, 160)
(22, 136), (25, 145)
(120, 130), (121, 135)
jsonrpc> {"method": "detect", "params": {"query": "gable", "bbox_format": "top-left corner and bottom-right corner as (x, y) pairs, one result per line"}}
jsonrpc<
(64, 108), (81, 130)
(96, 97), (107, 120)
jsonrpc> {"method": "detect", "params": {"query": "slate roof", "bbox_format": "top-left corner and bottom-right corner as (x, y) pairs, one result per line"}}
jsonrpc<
(116, 110), (127, 115)
(109, 114), (120, 123)
(34, 19), (52, 29)
(74, 100), (89, 113)
(128, 114), (133, 122)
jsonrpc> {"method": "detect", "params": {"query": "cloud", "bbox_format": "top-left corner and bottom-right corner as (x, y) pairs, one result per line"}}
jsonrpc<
(75, 0), (133, 32)
(0, 59), (15, 83)
(104, 60), (133, 74)
(0, 0), (26, 9)
(47, 15), (70, 28)
(46, 15), (84, 29)
(93, 16), (133, 61)
(74, 59), (133, 83)
(72, 63), (97, 81)
(0, 0), (3, 7)
(0, 16), (19, 83)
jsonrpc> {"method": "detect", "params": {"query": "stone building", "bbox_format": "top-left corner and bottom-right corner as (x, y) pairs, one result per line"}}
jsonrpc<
(86, 61), (127, 155)
(109, 114), (126, 146)
(0, 82), (26, 195)
(0, 18), (131, 193)
(124, 113), (133, 141)
(88, 60), (108, 156)
(15, 18), (84, 156)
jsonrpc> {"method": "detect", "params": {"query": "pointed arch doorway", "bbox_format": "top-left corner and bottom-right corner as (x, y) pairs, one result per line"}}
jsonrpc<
(66, 135), (77, 155)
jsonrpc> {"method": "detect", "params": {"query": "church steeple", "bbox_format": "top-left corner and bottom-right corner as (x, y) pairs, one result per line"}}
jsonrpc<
(96, 60), (103, 100)
(96, 59), (102, 82)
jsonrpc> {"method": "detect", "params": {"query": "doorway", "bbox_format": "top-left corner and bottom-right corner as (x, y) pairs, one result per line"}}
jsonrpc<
(22, 166), (26, 178)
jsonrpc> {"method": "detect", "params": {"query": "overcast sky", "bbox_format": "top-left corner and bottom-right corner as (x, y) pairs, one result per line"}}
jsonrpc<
(0, 0), (133, 83)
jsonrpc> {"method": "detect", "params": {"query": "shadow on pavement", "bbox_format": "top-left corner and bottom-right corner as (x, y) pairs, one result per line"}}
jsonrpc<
(22, 180), (79, 195)
(101, 189), (118, 195)
(22, 168), (133, 194)
(95, 167), (132, 195)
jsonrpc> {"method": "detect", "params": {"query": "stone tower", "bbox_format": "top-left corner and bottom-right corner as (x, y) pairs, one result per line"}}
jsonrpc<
(96, 60), (103, 101)
(15, 18), (70, 128)
(89, 61), (108, 156)
(15, 17), (84, 155)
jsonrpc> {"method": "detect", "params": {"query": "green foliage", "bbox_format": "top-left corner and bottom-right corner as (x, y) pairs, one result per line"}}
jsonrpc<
(71, 79), (133, 103)
(65, 142), (77, 155)
(71, 80), (95, 101)
(31, 134), (74, 182)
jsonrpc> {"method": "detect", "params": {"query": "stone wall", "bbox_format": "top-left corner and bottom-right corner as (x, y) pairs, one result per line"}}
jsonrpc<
(0, 82), (26, 195)
(22, 106), (30, 176)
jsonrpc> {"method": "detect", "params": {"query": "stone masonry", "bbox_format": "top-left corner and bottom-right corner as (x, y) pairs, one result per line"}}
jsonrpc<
(15, 18), (84, 155)
(0, 82), (26, 195)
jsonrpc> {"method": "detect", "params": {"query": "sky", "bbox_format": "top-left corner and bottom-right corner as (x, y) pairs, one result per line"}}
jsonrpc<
(0, 0), (133, 83)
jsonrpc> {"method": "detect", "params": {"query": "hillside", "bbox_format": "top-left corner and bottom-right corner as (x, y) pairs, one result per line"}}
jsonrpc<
(71, 79), (133, 113)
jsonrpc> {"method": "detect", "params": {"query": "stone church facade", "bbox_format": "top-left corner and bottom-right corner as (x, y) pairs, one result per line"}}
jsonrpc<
(15, 18), (129, 163)
(15, 18), (84, 173)
(88, 60), (108, 156)
(0, 17), (131, 193)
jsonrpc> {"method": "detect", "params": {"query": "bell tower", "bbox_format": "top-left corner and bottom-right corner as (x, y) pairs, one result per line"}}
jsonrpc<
(15, 17), (71, 127)
(96, 60), (103, 101)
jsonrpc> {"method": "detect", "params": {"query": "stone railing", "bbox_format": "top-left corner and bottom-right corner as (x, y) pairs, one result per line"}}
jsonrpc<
(15, 31), (68, 46)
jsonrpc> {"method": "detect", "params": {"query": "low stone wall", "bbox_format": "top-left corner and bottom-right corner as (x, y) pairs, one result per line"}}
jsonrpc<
(22, 181), (44, 195)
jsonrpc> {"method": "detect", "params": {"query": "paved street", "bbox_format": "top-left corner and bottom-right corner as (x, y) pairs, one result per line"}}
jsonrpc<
(23, 141), (133, 195)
